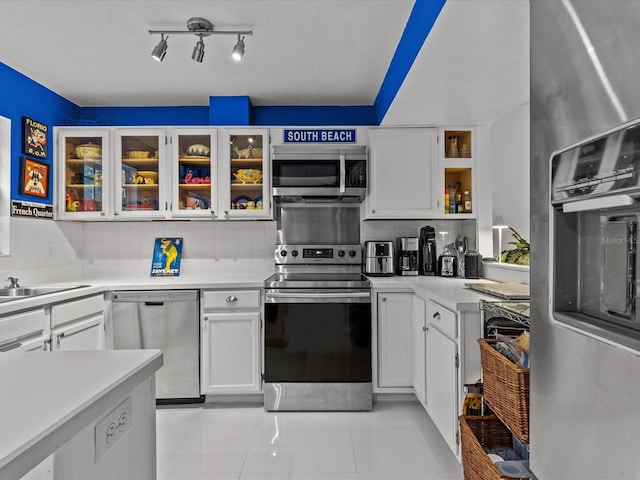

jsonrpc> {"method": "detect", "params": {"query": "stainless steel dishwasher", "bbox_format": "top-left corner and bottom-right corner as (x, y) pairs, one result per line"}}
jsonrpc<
(110, 290), (202, 403)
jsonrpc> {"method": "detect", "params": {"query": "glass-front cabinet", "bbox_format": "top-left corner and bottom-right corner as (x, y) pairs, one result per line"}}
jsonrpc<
(114, 129), (167, 219)
(171, 129), (217, 218)
(57, 129), (111, 220)
(218, 129), (270, 219)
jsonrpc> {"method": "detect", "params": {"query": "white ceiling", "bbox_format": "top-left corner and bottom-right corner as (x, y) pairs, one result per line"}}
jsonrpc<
(0, 0), (529, 125)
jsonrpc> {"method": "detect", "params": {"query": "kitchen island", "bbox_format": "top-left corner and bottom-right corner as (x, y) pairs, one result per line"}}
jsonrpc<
(0, 349), (162, 479)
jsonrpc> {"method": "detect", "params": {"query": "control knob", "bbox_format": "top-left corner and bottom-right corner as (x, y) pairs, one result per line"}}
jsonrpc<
(280, 250), (287, 257)
(292, 250), (299, 257)
(348, 250), (357, 257)
(338, 250), (345, 257)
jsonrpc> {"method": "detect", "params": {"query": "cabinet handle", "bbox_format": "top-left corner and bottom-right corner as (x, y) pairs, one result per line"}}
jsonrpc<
(381, 296), (386, 302)
(100, 212), (105, 216)
(114, 212), (119, 216)
(226, 295), (238, 303)
(433, 312), (441, 320)
(423, 326), (427, 332)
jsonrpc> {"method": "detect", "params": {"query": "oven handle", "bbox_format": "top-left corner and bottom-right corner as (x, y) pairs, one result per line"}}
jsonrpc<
(265, 291), (370, 300)
(339, 154), (346, 193)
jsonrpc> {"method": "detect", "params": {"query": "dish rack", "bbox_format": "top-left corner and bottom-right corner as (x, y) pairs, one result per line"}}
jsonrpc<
(480, 300), (530, 339)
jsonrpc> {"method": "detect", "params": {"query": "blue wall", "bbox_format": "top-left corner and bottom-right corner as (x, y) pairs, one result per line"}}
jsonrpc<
(0, 63), (80, 204)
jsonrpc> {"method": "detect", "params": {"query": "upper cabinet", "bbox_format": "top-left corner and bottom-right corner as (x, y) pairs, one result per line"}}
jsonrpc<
(171, 129), (217, 219)
(114, 129), (168, 220)
(438, 128), (475, 217)
(57, 128), (111, 221)
(365, 128), (438, 219)
(218, 129), (270, 220)
(54, 127), (271, 221)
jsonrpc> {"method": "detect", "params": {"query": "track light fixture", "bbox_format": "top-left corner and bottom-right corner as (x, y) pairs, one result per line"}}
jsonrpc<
(232, 35), (245, 62)
(149, 17), (252, 63)
(151, 33), (168, 62)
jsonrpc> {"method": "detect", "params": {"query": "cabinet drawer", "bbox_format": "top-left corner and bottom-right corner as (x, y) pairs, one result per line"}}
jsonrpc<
(427, 300), (456, 339)
(51, 294), (104, 327)
(202, 290), (260, 310)
(0, 308), (46, 347)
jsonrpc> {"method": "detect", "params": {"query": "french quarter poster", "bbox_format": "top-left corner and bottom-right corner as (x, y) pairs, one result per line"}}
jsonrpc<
(22, 117), (48, 159)
(151, 237), (183, 277)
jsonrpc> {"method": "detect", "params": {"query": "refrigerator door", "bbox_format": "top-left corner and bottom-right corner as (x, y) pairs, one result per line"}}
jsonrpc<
(111, 290), (200, 401)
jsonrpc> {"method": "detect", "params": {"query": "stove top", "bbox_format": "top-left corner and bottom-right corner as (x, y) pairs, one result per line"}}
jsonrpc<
(264, 272), (371, 289)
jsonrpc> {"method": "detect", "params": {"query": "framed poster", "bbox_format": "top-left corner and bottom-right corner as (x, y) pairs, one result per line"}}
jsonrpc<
(150, 237), (183, 277)
(22, 117), (48, 159)
(21, 157), (49, 198)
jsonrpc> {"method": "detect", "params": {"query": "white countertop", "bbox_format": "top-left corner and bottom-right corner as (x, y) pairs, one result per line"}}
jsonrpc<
(368, 275), (504, 311)
(0, 349), (163, 479)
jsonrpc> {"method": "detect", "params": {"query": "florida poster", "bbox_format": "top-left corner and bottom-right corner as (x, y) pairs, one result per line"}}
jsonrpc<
(151, 237), (183, 277)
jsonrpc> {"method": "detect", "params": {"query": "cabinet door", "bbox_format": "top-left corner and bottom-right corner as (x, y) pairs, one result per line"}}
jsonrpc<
(52, 315), (104, 351)
(114, 128), (168, 219)
(365, 128), (437, 219)
(217, 129), (271, 219)
(412, 295), (427, 406)
(202, 311), (261, 394)
(171, 128), (218, 219)
(377, 292), (413, 388)
(56, 128), (111, 220)
(427, 325), (458, 453)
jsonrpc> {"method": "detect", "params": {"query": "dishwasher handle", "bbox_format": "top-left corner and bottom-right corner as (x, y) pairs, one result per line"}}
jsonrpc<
(145, 301), (164, 306)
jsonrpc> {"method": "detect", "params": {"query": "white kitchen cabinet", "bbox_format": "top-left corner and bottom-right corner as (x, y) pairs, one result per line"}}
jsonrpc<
(437, 127), (475, 217)
(170, 128), (217, 219)
(365, 128), (438, 219)
(114, 128), (168, 220)
(50, 294), (105, 351)
(217, 129), (271, 219)
(411, 294), (427, 406)
(0, 307), (48, 352)
(377, 292), (413, 388)
(56, 128), (111, 220)
(201, 289), (262, 394)
(426, 300), (458, 453)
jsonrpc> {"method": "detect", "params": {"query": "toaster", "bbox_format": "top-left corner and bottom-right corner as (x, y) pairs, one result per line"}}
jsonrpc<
(438, 254), (458, 277)
(364, 241), (395, 276)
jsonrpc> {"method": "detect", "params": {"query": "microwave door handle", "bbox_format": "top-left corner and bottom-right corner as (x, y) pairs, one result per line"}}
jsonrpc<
(339, 154), (346, 193)
(562, 194), (638, 213)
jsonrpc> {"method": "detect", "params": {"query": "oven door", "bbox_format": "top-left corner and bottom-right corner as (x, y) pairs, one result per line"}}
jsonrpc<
(264, 289), (372, 383)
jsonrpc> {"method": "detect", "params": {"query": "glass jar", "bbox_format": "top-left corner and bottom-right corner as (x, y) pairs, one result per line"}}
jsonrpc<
(447, 136), (459, 158)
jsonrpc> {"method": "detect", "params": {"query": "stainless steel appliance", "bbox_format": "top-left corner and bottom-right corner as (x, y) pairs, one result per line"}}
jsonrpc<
(111, 290), (202, 403)
(438, 254), (457, 277)
(271, 144), (367, 199)
(396, 237), (419, 276)
(419, 226), (437, 276)
(264, 199), (372, 411)
(364, 240), (395, 276)
(531, 2), (640, 477)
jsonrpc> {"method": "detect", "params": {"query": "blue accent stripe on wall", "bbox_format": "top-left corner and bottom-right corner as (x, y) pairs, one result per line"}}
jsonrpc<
(252, 106), (376, 126)
(79, 106), (210, 126)
(373, 0), (446, 124)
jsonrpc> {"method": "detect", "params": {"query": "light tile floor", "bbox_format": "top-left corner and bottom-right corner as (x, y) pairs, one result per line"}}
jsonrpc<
(156, 401), (463, 480)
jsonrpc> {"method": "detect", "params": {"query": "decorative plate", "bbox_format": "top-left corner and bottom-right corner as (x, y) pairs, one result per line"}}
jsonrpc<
(232, 195), (252, 209)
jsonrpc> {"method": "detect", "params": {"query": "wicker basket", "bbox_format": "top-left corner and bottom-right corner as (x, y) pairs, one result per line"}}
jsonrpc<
(459, 415), (528, 480)
(478, 338), (530, 444)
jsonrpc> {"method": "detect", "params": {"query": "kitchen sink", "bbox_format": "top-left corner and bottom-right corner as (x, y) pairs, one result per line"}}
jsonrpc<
(0, 285), (89, 299)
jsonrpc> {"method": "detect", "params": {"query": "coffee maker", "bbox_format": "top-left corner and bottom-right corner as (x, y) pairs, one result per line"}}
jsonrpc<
(419, 226), (437, 275)
(396, 237), (419, 276)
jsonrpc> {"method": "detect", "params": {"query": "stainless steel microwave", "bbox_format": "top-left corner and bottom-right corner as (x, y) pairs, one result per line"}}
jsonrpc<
(271, 145), (367, 200)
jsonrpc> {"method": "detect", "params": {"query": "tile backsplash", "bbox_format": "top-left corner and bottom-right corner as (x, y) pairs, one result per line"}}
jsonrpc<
(0, 217), (476, 283)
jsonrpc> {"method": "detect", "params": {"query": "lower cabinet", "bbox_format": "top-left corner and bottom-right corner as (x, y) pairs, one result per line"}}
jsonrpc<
(51, 294), (105, 351)
(411, 294), (427, 405)
(377, 292), (413, 388)
(201, 289), (262, 394)
(427, 311), (458, 453)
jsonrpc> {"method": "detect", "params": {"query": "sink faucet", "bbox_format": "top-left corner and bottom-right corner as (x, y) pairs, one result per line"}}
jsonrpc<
(6, 277), (19, 288)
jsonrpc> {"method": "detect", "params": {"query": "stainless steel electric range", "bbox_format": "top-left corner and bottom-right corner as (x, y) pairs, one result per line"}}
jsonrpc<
(263, 199), (372, 411)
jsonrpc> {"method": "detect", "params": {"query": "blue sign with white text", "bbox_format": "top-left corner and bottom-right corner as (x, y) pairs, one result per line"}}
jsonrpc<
(284, 129), (357, 143)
